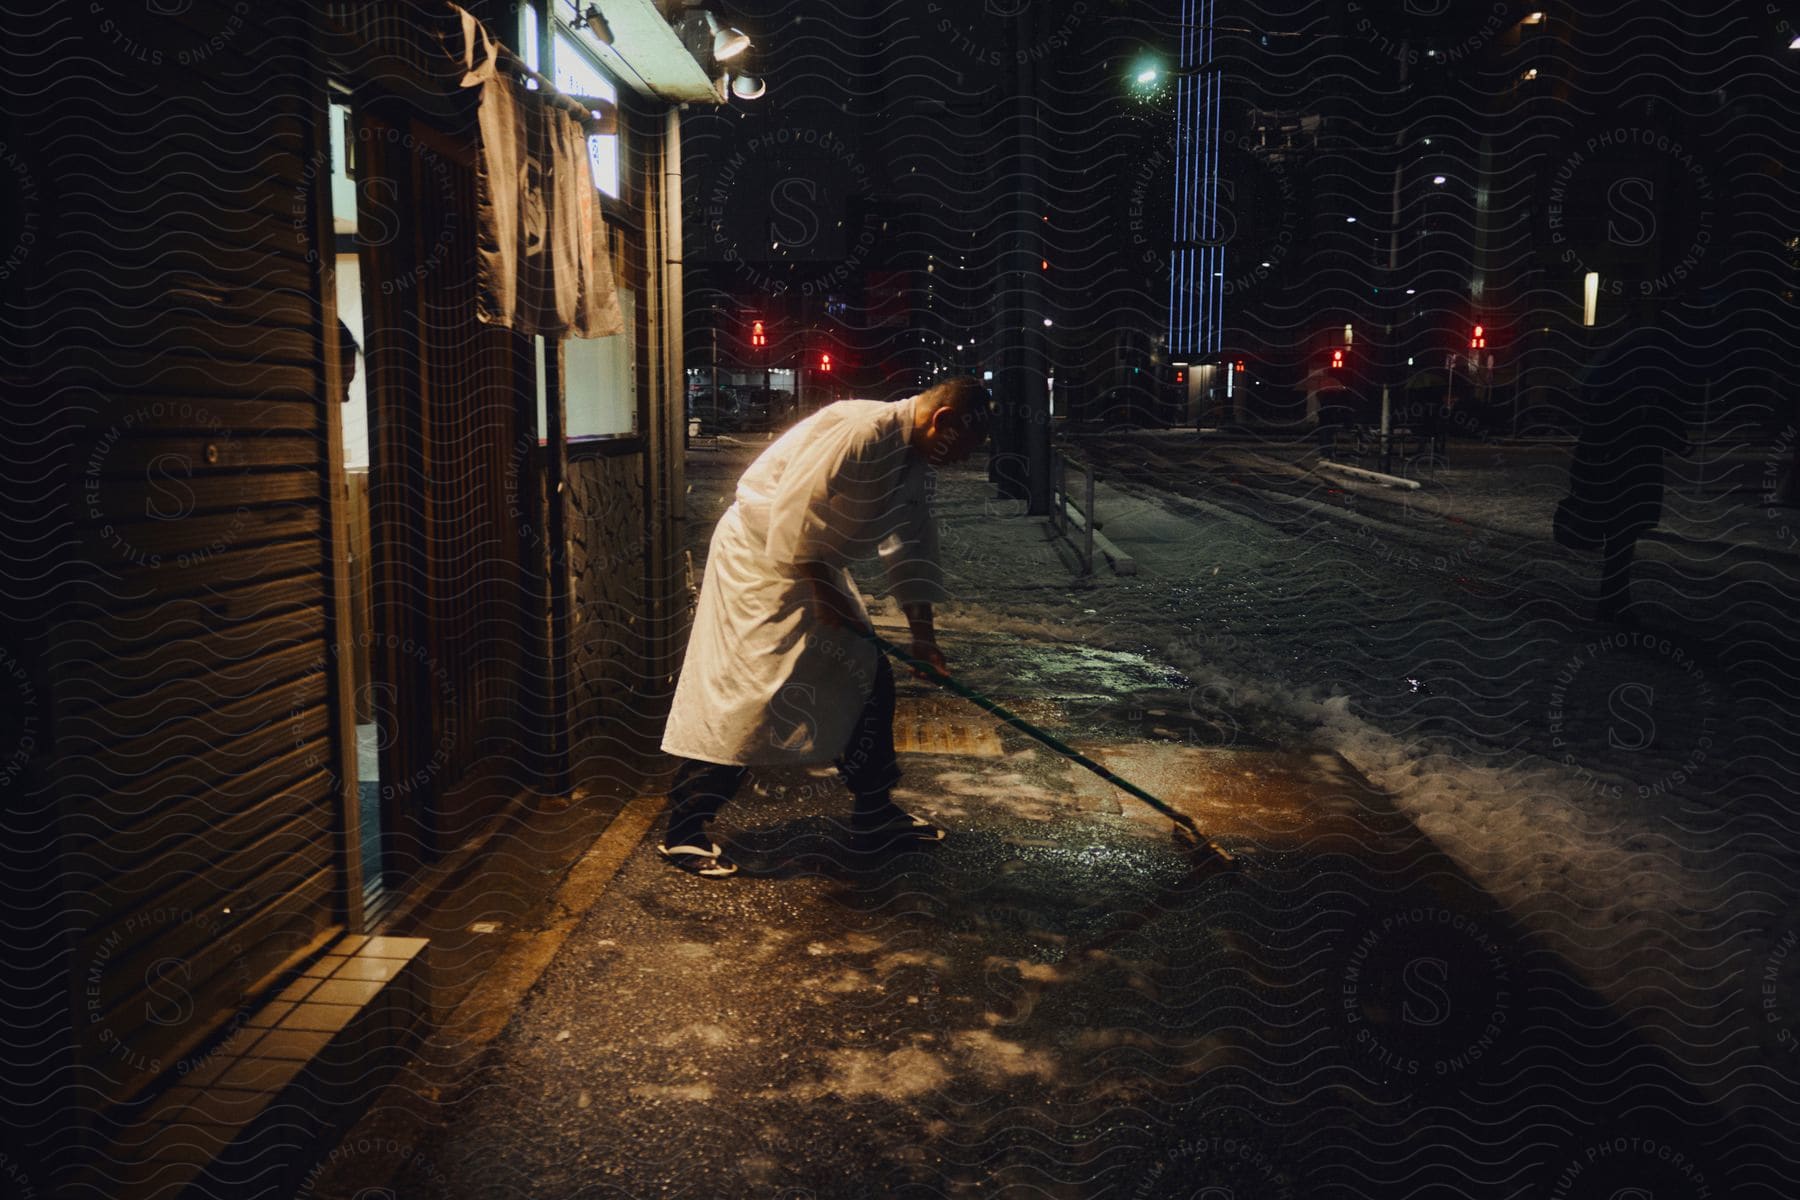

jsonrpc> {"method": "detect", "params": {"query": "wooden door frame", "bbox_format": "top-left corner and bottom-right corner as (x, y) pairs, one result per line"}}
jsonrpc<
(308, 79), (368, 935)
(542, 337), (574, 795)
(350, 98), (442, 885)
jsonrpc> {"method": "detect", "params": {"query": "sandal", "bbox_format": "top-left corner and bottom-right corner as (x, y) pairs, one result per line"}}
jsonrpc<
(851, 804), (946, 845)
(658, 839), (739, 877)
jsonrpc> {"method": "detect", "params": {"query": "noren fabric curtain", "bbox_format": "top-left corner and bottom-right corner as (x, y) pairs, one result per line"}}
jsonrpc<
(454, 5), (624, 340)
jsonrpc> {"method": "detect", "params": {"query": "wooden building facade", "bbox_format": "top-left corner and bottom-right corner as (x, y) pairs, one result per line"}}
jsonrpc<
(0, 0), (713, 1185)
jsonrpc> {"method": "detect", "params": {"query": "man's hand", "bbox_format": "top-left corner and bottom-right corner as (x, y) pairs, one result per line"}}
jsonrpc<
(903, 601), (949, 677)
(909, 634), (949, 677)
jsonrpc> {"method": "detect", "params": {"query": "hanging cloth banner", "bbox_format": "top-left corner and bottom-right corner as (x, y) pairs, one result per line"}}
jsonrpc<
(454, 4), (624, 340)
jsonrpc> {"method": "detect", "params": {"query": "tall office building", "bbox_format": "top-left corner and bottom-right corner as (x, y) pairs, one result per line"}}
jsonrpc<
(1167, 0), (1224, 366)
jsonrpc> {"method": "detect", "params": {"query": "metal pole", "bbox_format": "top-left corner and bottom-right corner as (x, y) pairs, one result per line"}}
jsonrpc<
(1694, 377), (1710, 497)
(1512, 339), (1522, 438)
(1380, 42), (1406, 481)
(1379, 385), (1392, 475)
(1083, 461), (1095, 574)
(1445, 353), (1456, 462)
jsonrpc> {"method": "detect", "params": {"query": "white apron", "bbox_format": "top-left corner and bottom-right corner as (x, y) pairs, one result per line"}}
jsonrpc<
(661, 397), (944, 766)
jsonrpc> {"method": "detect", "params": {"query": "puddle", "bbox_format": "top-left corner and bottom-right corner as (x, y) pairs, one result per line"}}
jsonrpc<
(894, 633), (1260, 750)
(952, 638), (1192, 704)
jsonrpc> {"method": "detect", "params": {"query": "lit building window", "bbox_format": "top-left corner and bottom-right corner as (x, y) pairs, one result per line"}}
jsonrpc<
(554, 33), (622, 199)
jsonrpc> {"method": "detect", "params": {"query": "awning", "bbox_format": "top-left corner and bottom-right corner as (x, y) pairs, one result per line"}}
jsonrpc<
(582, 0), (724, 103)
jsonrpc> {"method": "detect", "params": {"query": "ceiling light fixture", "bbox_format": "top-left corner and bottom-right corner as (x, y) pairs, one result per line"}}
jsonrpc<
(706, 10), (751, 61)
(580, 4), (613, 44)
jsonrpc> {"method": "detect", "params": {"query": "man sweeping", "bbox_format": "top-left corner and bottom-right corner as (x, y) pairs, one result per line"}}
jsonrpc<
(658, 377), (992, 877)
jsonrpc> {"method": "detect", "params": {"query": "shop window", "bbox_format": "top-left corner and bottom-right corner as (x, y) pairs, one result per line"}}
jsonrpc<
(566, 290), (635, 437)
(537, 290), (636, 441)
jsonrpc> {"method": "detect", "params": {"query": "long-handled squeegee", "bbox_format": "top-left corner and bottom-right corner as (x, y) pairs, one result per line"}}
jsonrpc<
(862, 630), (1236, 875)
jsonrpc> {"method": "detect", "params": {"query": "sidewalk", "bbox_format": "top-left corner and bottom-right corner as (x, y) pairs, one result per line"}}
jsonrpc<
(300, 451), (1772, 1198)
(322, 639), (1745, 1198)
(1178, 430), (1797, 565)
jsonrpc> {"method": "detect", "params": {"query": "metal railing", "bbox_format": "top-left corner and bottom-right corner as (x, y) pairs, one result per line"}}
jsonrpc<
(1050, 452), (1097, 575)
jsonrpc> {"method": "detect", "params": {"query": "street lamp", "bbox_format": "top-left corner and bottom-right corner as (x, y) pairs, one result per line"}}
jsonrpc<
(1128, 57), (1174, 102)
(1126, 54), (1225, 102)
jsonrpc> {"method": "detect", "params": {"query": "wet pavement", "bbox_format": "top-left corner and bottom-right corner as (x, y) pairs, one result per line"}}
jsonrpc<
(367, 635), (1749, 1199)
(304, 447), (1770, 1197)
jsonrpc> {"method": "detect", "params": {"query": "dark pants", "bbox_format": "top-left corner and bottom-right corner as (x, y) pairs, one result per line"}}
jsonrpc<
(664, 654), (901, 844)
(1598, 531), (1637, 617)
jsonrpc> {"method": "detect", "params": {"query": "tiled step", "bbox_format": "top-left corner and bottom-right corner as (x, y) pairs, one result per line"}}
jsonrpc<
(96, 934), (433, 1199)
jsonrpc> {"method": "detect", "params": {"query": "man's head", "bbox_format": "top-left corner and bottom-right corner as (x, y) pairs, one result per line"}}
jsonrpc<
(909, 377), (992, 466)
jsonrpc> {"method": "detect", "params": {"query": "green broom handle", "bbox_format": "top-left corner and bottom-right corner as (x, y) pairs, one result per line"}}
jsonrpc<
(861, 629), (1234, 867)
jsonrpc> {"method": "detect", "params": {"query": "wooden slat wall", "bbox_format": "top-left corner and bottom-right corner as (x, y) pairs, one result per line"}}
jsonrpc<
(23, 0), (343, 1119)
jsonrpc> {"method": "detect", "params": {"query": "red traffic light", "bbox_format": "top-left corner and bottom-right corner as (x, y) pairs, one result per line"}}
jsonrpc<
(819, 353), (832, 372)
(1235, 359), (1246, 373)
(750, 320), (766, 348)
(1175, 370), (1185, 384)
(1330, 348), (1346, 369)
(1470, 324), (1486, 350)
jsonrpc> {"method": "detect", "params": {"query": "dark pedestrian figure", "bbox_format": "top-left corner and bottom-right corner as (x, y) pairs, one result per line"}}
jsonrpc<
(1424, 395), (1448, 464)
(1559, 324), (1690, 623)
(335, 317), (360, 405)
(1315, 387), (1348, 460)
